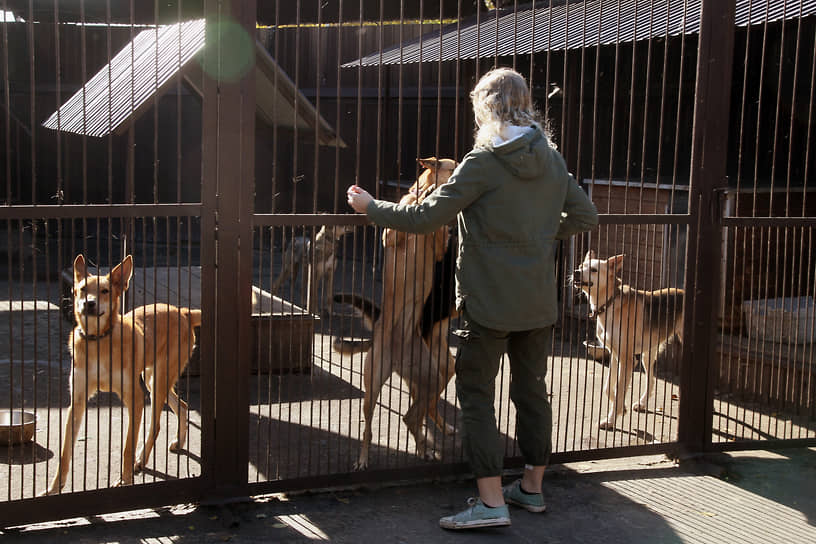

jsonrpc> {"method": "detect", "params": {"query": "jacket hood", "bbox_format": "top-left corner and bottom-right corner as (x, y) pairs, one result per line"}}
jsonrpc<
(489, 125), (551, 180)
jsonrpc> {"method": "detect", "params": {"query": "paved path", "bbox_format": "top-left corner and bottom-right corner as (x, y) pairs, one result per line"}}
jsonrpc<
(4, 448), (815, 543)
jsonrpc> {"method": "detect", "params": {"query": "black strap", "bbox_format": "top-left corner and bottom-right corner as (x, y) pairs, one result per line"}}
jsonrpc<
(590, 288), (619, 319)
(78, 326), (113, 341)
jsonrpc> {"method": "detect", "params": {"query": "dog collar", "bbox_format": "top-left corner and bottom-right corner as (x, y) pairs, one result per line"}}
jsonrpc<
(78, 327), (113, 341)
(590, 289), (619, 319)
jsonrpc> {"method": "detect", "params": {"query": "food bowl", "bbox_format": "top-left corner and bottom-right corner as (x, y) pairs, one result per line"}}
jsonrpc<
(582, 339), (609, 361)
(0, 410), (37, 446)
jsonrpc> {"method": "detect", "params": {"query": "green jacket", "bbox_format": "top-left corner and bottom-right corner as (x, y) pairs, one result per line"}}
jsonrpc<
(367, 126), (598, 330)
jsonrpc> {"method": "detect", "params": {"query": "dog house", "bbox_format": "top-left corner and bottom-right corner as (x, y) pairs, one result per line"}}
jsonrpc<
(583, 178), (689, 292)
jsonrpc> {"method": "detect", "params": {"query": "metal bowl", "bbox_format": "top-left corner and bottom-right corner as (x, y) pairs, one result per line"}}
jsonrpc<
(0, 410), (37, 446)
(582, 339), (609, 361)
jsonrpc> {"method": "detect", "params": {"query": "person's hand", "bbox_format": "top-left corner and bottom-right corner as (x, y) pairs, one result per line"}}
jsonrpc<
(347, 185), (373, 214)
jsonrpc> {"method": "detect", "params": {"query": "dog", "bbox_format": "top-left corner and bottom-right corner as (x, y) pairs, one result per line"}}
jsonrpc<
(272, 224), (354, 315)
(45, 255), (200, 494)
(335, 157), (458, 470)
(573, 251), (683, 430)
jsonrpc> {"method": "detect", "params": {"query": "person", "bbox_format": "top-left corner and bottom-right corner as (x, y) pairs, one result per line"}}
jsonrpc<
(346, 67), (598, 530)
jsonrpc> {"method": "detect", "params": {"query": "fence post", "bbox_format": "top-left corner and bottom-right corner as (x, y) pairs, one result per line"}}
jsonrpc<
(200, 0), (257, 498)
(678, 0), (735, 453)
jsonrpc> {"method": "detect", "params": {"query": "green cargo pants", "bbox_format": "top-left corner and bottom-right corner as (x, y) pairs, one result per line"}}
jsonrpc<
(453, 308), (553, 478)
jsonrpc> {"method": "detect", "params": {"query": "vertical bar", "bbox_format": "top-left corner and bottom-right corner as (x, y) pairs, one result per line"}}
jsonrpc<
(678, 0), (735, 453)
(201, 0), (256, 496)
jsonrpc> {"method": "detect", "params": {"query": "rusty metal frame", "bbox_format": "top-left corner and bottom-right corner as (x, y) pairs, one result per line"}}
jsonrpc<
(677, 0), (737, 453)
(200, 0), (256, 499)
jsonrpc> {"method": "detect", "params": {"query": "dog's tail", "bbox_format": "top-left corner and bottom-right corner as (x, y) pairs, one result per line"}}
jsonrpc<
(332, 293), (380, 354)
(182, 308), (202, 328)
(332, 337), (372, 354)
(333, 293), (380, 327)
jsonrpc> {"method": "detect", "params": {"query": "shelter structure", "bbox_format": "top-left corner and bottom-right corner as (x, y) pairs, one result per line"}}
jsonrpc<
(43, 18), (344, 145)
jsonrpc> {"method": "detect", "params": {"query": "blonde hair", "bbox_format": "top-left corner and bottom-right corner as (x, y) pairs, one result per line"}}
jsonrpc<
(470, 67), (553, 149)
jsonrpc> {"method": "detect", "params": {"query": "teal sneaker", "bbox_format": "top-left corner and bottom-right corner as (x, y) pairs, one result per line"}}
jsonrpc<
(503, 479), (547, 513)
(439, 498), (511, 530)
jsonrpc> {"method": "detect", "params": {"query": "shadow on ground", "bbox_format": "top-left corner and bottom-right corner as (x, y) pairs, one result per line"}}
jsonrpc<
(4, 463), (685, 543)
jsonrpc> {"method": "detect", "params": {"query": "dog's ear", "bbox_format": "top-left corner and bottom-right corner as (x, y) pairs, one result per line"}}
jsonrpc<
(73, 254), (87, 284)
(417, 157), (440, 171)
(110, 255), (134, 292)
(583, 250), (596, 262)
(607, 254), (625, 270)
(439, 158), (457, 171)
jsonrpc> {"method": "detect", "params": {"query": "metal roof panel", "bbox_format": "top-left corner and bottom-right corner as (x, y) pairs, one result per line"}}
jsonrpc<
(42, 19), (345, 147)
(43, 19), (205, 137)
(343, 0), (816, 67)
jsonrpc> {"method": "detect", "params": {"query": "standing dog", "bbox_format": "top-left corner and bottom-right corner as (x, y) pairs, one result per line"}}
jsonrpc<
(573, 251), (683, 430)
(272, 224), (354, 315)
(338, 157), (457, 470)
(46, 255), (200, 494)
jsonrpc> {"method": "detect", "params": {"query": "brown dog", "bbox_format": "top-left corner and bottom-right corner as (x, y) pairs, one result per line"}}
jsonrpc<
(337, 157), (458, 470)
(573, 251), (683, 430)
(45, 255), (200, 494)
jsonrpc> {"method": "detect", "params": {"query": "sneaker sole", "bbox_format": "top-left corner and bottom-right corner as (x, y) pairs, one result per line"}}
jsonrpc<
(439, 517), (511, 530)
(506, 497), (547, 513)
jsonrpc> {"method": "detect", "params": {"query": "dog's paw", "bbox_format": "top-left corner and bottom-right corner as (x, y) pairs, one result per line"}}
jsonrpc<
(41, 478), (63, 496)
(133, 460), (144, 474)
(598, 419), (615, 430)
(423, 449), (441, 462)
(352, 460), (368, 471)
(113, 478), (132, 488)
(169, 440), (183, 453)
(632, 402), (648, 413)
(433, 420), (456, 436)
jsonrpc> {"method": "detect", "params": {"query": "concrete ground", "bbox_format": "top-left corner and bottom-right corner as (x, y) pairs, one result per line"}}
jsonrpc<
(3, 448), (815, 543)
(2, 277), (815, 541)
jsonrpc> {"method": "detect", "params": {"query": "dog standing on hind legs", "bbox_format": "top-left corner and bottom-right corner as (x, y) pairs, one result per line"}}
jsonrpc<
(337, 157), (458, 470)
(45, 254), (200, 494)
(573, 251), (683, 430)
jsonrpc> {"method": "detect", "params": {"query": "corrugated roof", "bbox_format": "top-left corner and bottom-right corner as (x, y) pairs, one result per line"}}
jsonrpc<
(43, 19), (205, 136)
(343, 0), (816, 67)
(43, 19), (345, 147)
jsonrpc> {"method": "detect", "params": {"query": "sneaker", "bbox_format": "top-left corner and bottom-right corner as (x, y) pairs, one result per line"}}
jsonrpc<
(439, 498), (511, 530)
(502, 479), (547, 513)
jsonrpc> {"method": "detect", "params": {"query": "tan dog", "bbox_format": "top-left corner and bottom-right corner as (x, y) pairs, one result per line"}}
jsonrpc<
(340, 157), (457, 470)
(272, 224), (354, 315)
(573, 251), (683, 430)
(45, 255), (200, 494)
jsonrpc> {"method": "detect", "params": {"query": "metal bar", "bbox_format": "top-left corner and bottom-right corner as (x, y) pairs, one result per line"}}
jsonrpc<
(709, 437), (816, 453)
(203, 0), (255, 496)
(0, 479), (205, 528)
(0, 204), (202, 219)
(723, 217), (816, 227)
(252, 213), (689, 227)
(198, 0), (218, 495)
(678, 0), (736, 454)
(245, 442), (678, 496)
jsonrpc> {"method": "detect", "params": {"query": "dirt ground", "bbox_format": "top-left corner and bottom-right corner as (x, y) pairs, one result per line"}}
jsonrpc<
(1, 279), (814, 503)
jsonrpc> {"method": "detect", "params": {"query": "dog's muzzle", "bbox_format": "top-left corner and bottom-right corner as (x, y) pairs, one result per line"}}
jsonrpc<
(81, 300), (104, 317)
(572, 272), (593, 288)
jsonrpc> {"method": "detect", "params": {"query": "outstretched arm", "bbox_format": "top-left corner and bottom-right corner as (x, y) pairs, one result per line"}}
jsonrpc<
(346, 154), (488, 234)
(347, 185), (373, 213)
